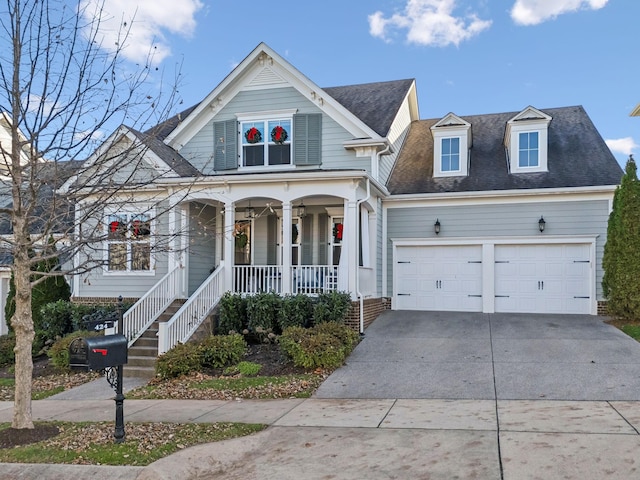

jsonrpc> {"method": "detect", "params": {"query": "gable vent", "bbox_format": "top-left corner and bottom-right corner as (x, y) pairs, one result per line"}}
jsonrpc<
(248, 67), (287, 88)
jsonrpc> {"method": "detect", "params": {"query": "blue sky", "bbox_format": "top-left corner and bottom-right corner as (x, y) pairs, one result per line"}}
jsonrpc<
(96, 0), (638, 167)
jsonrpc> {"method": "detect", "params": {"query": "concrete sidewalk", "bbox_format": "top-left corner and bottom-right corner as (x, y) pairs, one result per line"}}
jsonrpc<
(1, 397), (640, 479)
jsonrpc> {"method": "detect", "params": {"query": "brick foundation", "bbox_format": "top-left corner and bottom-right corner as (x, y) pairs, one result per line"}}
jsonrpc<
(344, 297), (391, 333)
(597, 301), (608, 316)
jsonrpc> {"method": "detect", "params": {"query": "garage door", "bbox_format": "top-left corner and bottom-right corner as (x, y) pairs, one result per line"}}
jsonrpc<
(395, 245), (482, 311)
(495, 244), (591, 314)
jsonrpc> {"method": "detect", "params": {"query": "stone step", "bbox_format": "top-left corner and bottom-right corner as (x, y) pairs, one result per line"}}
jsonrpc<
(133, 336), (157, 348)
(123, 365), (155, 379)
(127, 355), (157, 368)
(128, 345), (157, 357)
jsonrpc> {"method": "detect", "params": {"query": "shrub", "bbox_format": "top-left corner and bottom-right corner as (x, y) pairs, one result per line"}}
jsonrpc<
(0, 334), (16, 367)
(47, 330), (102, 372)
(199, 334), (247, 369)
(155, 342), (203, 379)
(228, 361), (262, 376)
(278, 294), (313, 330)
(279, 322), (359, 370)
(313, 291), (352, 324)
(313, 321), (360, 352)
(247, 291), (281, 334)
(217, 292), (247, 334)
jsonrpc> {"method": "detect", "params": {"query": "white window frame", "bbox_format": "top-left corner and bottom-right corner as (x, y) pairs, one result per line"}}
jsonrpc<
(431, 114), (471, 178)
(505, 107), (551, 174)
(237, 109), (297, 170)
(103, 208), (155, 276)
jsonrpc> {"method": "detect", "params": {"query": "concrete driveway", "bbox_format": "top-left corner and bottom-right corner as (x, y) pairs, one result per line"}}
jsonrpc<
(315, 311), (640, 400)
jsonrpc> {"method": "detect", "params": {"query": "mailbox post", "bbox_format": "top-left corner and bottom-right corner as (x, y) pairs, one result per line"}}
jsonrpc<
(68, 296), (128, 443)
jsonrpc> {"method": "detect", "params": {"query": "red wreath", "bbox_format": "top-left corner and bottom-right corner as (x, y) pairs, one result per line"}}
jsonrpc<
(271, 125), (288, 144)
(245, 127), (262, 144)
(110, 221), (120, 233)
(132, 219), (141, 236)
(334, 223), (343, 241)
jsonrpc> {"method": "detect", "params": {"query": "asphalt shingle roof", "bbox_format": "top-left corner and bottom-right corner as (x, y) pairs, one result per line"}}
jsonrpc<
(323, 79), (414, 137)
(387, 106), (623, 194)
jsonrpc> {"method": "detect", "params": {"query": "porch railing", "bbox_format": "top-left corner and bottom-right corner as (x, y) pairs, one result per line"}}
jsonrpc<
(122, 266), (184, 347)
(233, 265), (283, 294)
(291, 265), (338, 295)
(158, 263), (225, 355)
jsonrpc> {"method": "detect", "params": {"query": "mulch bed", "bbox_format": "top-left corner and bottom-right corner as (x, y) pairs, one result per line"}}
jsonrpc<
(0, 424), (60, 448)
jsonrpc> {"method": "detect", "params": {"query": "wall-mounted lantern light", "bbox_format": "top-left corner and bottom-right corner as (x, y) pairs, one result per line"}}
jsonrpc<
(245, 201), (255, 219)
(296, 201), (306, 218)
(538, 216), (546, 232)
(434, 219), (441, 235)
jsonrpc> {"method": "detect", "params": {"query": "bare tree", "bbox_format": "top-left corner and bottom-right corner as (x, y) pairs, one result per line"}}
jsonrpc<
(0, 0), (186, 429)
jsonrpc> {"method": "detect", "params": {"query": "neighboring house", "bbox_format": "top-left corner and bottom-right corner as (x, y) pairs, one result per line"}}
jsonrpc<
(70, 43), (622, 357)
(631, 104), (640, 116)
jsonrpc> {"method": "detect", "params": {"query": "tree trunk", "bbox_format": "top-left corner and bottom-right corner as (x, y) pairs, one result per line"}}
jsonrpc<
(11, 257), (34, 429)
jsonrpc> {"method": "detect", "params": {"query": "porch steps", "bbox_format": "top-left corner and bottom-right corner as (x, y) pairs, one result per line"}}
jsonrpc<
(123, 299), (186, 379)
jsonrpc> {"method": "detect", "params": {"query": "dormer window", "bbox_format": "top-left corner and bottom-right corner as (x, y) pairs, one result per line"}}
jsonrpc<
(431, 113), (471, 178)
(506, 107), (551, 173)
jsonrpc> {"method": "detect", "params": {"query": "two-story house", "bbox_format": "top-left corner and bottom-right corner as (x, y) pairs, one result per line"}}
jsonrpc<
(68, 43), (622, 357)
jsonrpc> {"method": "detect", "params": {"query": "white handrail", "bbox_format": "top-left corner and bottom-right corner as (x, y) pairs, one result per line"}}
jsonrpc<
(122, 266), (183, 347)
(158, 263), (225, 355)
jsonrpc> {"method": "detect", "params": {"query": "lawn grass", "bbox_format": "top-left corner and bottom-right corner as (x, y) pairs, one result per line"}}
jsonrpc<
(0, 378), (65, 400)
(193, 374), (316, 395)
(621, 325), (640, 341)
(0, 421), (266, 466)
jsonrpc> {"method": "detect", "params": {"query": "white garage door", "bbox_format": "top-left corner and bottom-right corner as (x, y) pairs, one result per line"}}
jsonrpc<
(395, 245), (482, 312)
(495, 244), (591, 314)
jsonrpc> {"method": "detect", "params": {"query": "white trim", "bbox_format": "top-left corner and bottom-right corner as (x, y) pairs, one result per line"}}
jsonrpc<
(165, 43), (384, 149)
(236, 109), (297, 121)
(431, 113), (471, 178)
(505, 106), (552, 174)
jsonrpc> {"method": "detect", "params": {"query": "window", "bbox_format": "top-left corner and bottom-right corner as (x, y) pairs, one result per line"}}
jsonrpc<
(518, 132), (539, 168)
(241, 118), (291, 167)
(291, 218), (301, 266)
(505, 107), (551, 173)
(441, 137), (460, 172)
(330, 217), (343, 266)
(106, 213), (152, 272)
(430, 114), (471, 178)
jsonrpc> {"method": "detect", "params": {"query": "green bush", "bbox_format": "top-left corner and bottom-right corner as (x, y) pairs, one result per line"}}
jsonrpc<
(313, 321), (360, 351)
(155, 342), (203, 379)
(217, 292), (247, 334)
(0, 334), (16, 367)
(199, 334), (247, 369)
(313, 291), (352, 324)
(279, 322), (359, 370)
(47, 330), (102, 372)
(226, 361), (262, 376)
(278, 294), (313, 330)
(247, 292), (281, 334)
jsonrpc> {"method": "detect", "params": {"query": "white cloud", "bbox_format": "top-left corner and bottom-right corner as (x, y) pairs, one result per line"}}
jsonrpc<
(606, 137), (638, 156)
(369, 0), (492, 47)
(511, 0), (609, 26)
(74, 129), (106, 142)
(80, 0), (203, 63)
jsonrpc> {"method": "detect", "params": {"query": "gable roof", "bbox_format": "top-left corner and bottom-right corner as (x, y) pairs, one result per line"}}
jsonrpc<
(323, 79), (415, 137)
(387, 105), (622, 195)
(129, 127), (199, 177)
(165, 43), (389, 148)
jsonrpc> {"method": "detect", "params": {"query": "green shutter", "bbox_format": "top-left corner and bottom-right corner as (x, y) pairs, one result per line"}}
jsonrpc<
(301, 216), (313, 265)
(293, 113), (322, 165)
(267, 215), (278, 265)
(318, 213), (328, 265)
(213, 120), (238, 171)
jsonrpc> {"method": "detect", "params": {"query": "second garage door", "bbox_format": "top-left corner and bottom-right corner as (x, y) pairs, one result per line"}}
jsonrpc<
(395, 245), (483, 312)
(494, 244), (591, 314)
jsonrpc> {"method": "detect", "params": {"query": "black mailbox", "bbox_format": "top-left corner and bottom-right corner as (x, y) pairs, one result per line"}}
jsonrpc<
(69, 334), (128, 372)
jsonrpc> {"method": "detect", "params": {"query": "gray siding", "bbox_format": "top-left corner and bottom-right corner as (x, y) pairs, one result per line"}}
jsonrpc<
(385, 199), (609, 299)
(187, 203), (217, 295)
(179, 87), (371, 175)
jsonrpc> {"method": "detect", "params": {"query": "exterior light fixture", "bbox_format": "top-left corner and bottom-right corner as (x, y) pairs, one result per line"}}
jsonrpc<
(538, 216), (546, 232)
(434, 219), (441, 235)
(245, 201), (255, 219)
(296, 201), (306, 218)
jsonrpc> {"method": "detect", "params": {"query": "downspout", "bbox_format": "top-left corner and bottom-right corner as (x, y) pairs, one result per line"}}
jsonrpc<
(355, 143), (390, 335)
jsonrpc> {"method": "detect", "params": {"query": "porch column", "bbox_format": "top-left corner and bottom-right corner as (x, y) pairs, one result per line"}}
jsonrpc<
(339, 199), (358, 299)
(178, 203), (189, 297)
(223, 201), (235, 291)
(282, 201), (292, 294)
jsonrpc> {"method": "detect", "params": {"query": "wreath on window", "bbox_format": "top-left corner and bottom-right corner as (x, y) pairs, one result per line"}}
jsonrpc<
(271, 125), (288, 144)
(244, 127), (262, 144)
(333, 223), (343, 241)
(292, 224), (299, 244)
